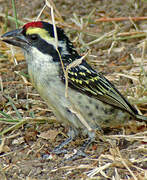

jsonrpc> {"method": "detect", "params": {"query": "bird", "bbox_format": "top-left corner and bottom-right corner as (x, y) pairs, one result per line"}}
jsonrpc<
(1, 21), (147, 159)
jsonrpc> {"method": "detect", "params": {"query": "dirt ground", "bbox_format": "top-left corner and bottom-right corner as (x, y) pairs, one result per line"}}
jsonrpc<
(0, 0), (147, 179)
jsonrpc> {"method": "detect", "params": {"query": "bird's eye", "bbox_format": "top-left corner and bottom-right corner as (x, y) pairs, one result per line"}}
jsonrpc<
(29, 34), (38, 41)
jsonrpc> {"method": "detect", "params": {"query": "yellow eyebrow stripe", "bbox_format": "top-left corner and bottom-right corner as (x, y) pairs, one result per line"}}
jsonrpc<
(26, 28), (48, 38)
(26, 27), (56, 45)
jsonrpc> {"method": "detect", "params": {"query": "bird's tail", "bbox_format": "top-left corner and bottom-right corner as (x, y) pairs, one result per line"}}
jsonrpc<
(136, 114), (147, 122)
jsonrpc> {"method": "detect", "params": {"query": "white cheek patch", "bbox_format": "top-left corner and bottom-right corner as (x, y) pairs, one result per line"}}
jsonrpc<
(31, 47), (53, 63)
(58, 41), (69, 55)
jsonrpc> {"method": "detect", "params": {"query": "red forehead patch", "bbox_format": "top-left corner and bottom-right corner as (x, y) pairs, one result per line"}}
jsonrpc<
(23, 21), (43, 30)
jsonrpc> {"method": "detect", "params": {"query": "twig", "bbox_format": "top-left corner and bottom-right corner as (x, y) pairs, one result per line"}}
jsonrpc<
(11, 0), (19, 28)
(117, 148), (138, 180)
(96, 16), (147, 22)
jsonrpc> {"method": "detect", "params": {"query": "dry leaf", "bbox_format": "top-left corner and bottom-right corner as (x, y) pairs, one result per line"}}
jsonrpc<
(38, 129), (59, 140)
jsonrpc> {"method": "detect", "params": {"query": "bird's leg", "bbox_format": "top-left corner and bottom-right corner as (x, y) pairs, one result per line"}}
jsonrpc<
(53, 127), (77, 154)
(67, 130), (96, 160)
(79, 137), (94, 152)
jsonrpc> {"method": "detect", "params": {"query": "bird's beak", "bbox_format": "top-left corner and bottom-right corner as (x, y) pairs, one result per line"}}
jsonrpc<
(1, 28), (29, 49)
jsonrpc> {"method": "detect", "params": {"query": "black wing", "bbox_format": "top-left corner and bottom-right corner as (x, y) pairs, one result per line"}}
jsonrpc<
(61, 60), (138, 116)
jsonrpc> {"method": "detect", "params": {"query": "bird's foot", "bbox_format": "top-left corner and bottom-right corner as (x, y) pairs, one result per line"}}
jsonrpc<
(65, 149), (88, 161)
(52, 146), (68, 154)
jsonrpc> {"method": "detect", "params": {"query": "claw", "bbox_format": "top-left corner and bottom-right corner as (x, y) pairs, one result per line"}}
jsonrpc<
(52, 128), (77, 155)
(66, 149), (88, 161)
(52, 147), (68, 154)
(66, 131), (96, 160)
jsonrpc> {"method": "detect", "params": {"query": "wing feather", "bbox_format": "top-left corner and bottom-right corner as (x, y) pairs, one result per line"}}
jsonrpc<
(63, 60), (138, 116)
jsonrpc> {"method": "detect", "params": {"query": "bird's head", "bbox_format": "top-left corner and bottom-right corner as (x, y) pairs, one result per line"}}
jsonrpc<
(1, 21), (80, 63)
